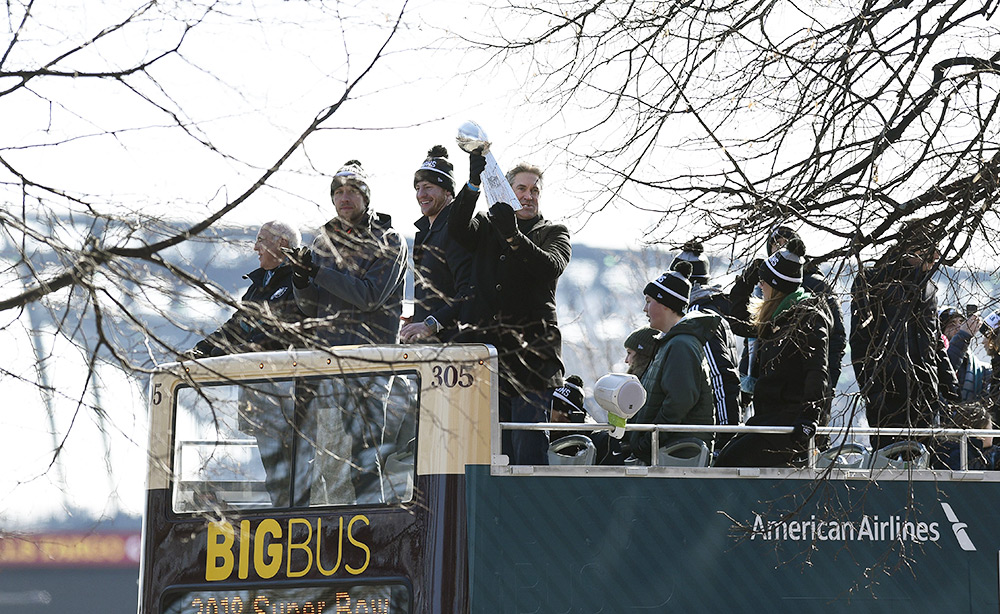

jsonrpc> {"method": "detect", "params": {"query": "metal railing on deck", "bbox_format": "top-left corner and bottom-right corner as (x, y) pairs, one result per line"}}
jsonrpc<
(498, 422), (1000, 471)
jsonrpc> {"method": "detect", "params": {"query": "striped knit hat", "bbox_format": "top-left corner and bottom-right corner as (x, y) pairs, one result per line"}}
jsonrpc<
(670, 240), (710, 285)
(552, 375), (586, 422)
(414, 145), (456, 195)
(759, 238), (805, 294)
(330, 160), (371, 204)
(644, 260), (692, 314)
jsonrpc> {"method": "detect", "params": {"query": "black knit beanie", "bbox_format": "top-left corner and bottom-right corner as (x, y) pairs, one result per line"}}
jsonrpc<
(645, 260), (692, 314)
(414, 145), (456, 196)
(766, 225), (802, 255)
(759, 238), (805, 295)
(552, 375), (586, 423)
(670, 240), (710, 285)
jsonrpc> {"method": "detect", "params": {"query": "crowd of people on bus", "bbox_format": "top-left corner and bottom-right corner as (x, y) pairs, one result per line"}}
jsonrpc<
(187, 144), (1000, 472)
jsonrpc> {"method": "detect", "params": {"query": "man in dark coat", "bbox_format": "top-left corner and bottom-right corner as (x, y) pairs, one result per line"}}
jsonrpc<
(671, 241), (741, 447)
(291, 160), (406, 346)
(630, 262), (719, 464)
(188, 220), (305, 357)
(850, 226), (959, 450)
(450, 157), (572, 465)
(186, 220), (308, 507)
(400, 145), (475, 343)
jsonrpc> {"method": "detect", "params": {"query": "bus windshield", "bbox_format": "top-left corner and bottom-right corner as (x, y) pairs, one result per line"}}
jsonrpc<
(172, 372), (419, 513)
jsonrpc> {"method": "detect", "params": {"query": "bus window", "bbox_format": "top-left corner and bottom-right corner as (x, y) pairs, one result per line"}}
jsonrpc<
(172, 372), (419, 513)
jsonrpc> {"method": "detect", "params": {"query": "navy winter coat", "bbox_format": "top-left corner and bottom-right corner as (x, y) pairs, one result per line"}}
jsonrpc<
(294, 210), (406, 345)
(412, 197), (475, 341)
(194, 264), (305, 356)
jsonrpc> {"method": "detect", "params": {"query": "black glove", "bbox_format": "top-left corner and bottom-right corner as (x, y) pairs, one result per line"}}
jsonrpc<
(729, 258), (762, 303)
(290, 246), (316, 289)
(488, 202), (518, 240)
(791, 419), (818, 447)
(741, 258), (763, 288)
(469, 153), (486, 187)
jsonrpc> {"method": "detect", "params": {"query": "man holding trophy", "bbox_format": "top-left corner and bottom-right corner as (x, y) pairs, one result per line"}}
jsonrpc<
(450, 122), (572, 465)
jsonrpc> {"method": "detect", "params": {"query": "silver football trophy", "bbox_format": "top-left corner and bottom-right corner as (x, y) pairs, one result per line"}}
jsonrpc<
(456, 120), (522, 211)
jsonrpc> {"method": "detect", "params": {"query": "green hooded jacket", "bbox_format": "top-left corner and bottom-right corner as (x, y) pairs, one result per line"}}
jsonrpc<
(628, 310), (720, 463)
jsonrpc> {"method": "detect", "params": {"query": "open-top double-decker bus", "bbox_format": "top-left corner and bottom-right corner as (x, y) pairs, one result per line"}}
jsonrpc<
(139, 344), (1000, 613)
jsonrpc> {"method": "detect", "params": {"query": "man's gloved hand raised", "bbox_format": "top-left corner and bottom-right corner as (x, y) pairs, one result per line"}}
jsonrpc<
(469, 153), (486, 187)
(290, 246), (317, 289)
(488, 202), (518, 240)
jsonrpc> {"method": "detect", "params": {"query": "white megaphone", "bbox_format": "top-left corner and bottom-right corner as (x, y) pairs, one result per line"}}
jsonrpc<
(592, 373), (647, 439)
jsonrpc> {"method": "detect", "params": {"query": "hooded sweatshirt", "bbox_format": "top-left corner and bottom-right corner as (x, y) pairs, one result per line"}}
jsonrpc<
(628, 310), (720, 463)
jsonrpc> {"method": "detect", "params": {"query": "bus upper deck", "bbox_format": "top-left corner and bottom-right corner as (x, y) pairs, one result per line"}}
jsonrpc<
(140, 345), (1000, 614)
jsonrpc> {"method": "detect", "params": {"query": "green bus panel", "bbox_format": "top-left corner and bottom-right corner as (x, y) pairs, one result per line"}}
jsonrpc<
(467, 467), (995, 613)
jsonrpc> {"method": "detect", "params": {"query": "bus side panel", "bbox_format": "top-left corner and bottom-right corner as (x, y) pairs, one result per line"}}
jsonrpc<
(467, 468), (996, 613)
(419, 473), (469, 614)
(140, 474), (469, 613)
(140, 489), (200, 614)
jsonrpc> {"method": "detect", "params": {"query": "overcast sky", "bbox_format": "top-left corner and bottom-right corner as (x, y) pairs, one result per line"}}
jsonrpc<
(7, 1), (689, 253)
(10, 0), (991, 525)
(2, 0), (675, 525)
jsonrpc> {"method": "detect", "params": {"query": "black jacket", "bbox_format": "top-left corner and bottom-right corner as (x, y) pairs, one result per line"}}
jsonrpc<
(449, 186), (572, 394)
(195, 264), (305, 356)
(688, 284), (741, 431)
(803, 263), (847, 390)
(735, 263), (846, 396)
(849, 258), (958, 417)
(728, 281), (832, 427)
(413, 198), (476, 341)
